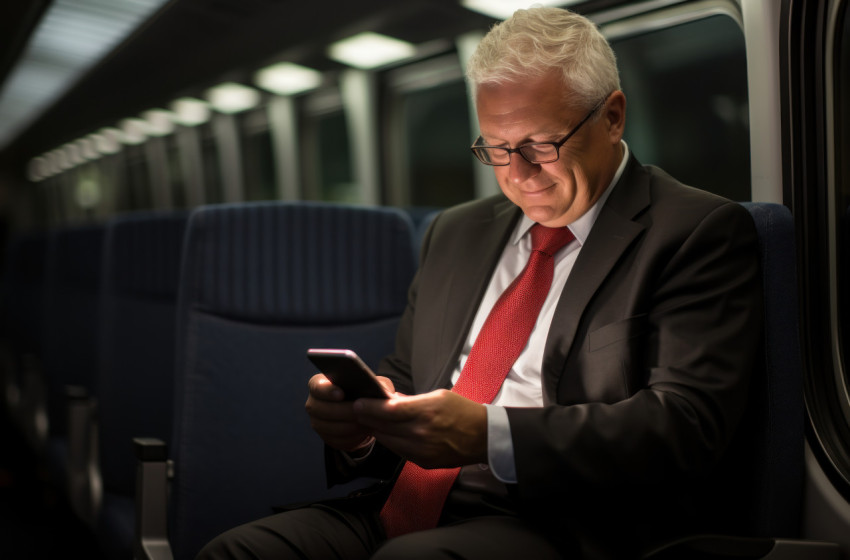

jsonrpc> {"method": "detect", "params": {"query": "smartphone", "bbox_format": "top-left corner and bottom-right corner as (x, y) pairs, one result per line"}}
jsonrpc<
(306, 348), (390, 400)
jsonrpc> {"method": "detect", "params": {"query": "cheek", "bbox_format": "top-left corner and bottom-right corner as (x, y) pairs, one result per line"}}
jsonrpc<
(493, 169), (515, 194)
(558, 163), (591, 193)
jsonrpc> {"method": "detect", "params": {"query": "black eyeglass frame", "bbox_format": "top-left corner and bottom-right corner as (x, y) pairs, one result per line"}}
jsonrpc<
(470, 95), (609, 166)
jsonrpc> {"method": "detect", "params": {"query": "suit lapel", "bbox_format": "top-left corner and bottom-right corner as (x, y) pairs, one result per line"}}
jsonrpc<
(540, 156), (651, 404)
(427, 198), (521, 391)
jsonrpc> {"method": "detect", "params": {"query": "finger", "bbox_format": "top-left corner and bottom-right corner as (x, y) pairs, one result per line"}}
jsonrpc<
(376, 376), (396, 394)
(371, 432), (448, 469)
(305, 397), (357, 422)
(352, 392), (429, 423)
(308, 373), (344, 401)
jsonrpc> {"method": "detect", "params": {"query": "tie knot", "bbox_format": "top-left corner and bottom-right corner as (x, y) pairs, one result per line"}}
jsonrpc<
(530, 223), (574, 257)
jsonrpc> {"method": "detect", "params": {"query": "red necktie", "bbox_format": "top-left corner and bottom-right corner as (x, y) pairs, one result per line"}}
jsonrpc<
(379, 223), (575, 537)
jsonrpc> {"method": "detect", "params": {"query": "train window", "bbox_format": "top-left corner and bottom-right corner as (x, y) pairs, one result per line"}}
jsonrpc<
(73, 163), (102, 216)
(166, 135), (186, 208)
(404, 80), (474, 207)
(49, 173), (74, 223)
(384, 55), (474, 208)
(242, 108), (276, 202)
(119, 145), (152, 211)
(200, 125), (225, 203)
(243, 128), (276, 201)
(606, 13), (750, 201)
(317, 111), (355, 202)
(302, 93), (355, 203)
(95, 153), (123, 218)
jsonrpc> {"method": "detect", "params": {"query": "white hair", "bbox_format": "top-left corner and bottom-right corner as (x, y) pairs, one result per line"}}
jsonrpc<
(466, 7), (620, 110)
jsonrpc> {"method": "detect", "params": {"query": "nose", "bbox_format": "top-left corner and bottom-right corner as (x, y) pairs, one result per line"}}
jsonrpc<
(507, 151), (540, 184)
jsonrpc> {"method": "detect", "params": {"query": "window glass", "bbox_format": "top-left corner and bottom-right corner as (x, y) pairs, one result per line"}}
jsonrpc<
(609, 14), (750, 201)
(402, 80), (474, 207)
(73, 163), (102, 215)
(243, 128), (276, 202)
(311, 110), (355, 202)
(117, 145), (151, 211)
(240, 107), (276, 202)
(166, 135), (186, 208)
(128, 152), (152, 210)
(200, 125), (224, 203)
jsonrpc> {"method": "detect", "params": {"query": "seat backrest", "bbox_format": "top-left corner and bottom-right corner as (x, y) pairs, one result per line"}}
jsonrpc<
(1, 231), (49, 445)
(696, 202), (805, 538)
(170, 201), (416, 560)
(41, 224), (106, 436)
(97, 210), (189, 499)
(1, 231), (49, 358)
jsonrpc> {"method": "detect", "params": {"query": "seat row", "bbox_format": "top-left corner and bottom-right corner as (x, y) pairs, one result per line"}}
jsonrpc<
(0, 201), (438, 560)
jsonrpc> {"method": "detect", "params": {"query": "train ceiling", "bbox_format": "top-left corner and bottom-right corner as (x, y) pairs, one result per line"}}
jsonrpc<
(0, 0), (507, 174)
(0, 0), (623, 176)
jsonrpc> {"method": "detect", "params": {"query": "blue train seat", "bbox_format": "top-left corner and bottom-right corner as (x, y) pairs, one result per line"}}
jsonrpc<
(1, 230), (49, 445)
(135, 201), (416, 560)
(644, 203), (838, 558)
(91, 211), (189, 559)
(40, 224), (106, 493)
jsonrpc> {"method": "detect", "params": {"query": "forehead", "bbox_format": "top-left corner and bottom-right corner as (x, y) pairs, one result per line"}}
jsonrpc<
(475, 75), (578, 137)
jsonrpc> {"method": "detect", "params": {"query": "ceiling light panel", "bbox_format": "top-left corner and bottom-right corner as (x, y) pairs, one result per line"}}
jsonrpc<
(254, 62), (322, 95)
(461, 0), (581, 20)
(169, 97), (212, 126)
(119, 118), (148, 145)
(141, 109), (176, 136)
(328, 32), (417, 70)
(205, 82), (261, 114)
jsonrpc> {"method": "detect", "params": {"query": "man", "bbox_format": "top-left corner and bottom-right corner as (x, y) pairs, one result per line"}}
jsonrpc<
(198, 6), (761, 559)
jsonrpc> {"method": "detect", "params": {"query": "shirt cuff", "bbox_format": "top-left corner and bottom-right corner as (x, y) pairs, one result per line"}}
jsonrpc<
(340, 436), (376, 467)
(484, 404), (517, 483)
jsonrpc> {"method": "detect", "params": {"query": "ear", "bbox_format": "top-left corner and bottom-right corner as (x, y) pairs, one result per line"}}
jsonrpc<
(603, 90), (626, 144)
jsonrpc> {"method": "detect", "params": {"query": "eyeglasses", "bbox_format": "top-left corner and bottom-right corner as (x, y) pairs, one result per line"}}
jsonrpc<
(470, 96), (607, 166)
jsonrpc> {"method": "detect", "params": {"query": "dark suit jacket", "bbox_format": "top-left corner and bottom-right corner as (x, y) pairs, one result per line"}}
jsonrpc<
(344, 155), (763, 558)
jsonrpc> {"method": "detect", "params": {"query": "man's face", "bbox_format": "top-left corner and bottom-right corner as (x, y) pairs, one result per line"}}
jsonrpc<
(475, 74), (625, 227)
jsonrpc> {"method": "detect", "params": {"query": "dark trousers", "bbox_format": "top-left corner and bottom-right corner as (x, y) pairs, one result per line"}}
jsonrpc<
(195, 501), (565, 560)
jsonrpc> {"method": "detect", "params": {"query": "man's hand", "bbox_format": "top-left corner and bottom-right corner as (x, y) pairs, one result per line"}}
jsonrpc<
(352, 389), (488, 469)
(304, 373), (395, 453)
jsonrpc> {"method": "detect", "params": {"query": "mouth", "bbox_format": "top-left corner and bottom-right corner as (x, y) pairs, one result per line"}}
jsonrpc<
(520, 184), (555, 196)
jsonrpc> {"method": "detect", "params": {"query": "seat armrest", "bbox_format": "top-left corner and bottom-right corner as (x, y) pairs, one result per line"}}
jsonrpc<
(768, 539), (841, 559)
(18, 353), (47, 451)
(66, 384), (101, 526)
(134, 437), (173, 560)
(642, 534), (841, 559)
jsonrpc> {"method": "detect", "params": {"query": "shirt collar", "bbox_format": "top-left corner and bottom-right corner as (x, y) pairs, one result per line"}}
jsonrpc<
(511, 140), (629, 247)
